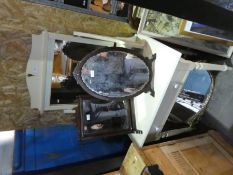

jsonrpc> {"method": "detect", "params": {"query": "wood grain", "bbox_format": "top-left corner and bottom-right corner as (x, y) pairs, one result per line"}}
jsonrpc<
(0, 0), (134, 131)
(143, 146), (180, 175)
(105, 131), (233, 175)
(120, 144), (150, 175)
(182, 143), (233, 175)
(209, 130), (233, 158)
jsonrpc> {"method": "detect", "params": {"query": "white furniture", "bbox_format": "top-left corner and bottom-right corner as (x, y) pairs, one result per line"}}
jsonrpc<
(129, 34), (231, 147)
(26, 31), (232, 147)
(26, 31), (116, 113)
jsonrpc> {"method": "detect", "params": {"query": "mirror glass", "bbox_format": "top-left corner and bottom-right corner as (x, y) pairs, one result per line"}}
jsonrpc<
(80, 98), (134, 139)
(143, 10), (230, 55)
(165, 70), (213, 129)
(78, 49), (150, 99)
(50, 40), (101, 104)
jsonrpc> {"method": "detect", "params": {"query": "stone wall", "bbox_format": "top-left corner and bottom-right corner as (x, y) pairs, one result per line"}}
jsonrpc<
(0, 0), (134, 130)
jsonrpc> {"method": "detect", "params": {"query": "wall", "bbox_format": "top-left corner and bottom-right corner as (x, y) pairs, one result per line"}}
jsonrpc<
(0, 0), (134, 130)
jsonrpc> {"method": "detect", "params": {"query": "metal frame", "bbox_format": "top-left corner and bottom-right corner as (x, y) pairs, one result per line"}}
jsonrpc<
(23, 0), (128, 22)
(158, 127), (195, 140)
(76, 47), (153, 101)
(186, 71), (214, 127)
(155, 71), (214, 141)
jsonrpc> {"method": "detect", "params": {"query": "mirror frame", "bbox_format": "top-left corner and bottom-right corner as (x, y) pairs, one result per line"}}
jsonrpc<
(76, 47), (152, 101)
(186, 71), (214, 126)
(76, 96), (137, 140)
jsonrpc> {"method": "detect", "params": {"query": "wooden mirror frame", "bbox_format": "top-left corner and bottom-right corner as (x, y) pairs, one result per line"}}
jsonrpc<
(75, 47), (153, 101)
(76, 96), (138, 140)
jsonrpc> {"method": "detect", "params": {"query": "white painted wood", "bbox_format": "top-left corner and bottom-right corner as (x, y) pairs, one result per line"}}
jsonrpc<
(128, 34), (231, 147)
(51, 32), (116, 47)
(73, 31), (126, 47)
(26, 31), (120, 113)
(129, 34), (184, 147)
(0, 131), (15, 175)
(73, 31), (148, 49)
(26, 31), (232, 142)
(180, 59), (233, 71)
(26, 31), (48, 112)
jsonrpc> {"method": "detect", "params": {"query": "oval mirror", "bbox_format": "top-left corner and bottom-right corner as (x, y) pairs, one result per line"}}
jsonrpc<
(74, 47), (151, 100)
(167, 70), (213, 128)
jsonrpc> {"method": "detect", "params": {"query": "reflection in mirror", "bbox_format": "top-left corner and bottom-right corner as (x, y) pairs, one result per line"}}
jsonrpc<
(79, 98), (134, 139)
(50, 40), (101, 104)
(165, 70), (213, 130)
(77, 49), (150, 100)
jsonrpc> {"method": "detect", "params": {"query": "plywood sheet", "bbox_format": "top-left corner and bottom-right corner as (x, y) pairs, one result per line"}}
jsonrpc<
(143, 146), (179, 175)
(0, 0), (134, 130)
(120, 144), (150, 175)
(107, 132), (233, 175)
(182, 143), (233, 175)
(159, 133), (233, 175)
